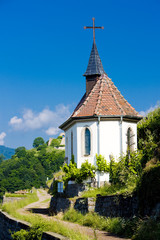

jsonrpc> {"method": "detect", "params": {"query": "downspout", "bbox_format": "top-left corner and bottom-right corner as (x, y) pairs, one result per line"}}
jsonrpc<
(120, 115), (123, 155)
(97, 116), (101, 188)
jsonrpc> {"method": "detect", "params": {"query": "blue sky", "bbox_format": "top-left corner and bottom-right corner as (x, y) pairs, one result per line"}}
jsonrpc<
(0, 0), (159, 149)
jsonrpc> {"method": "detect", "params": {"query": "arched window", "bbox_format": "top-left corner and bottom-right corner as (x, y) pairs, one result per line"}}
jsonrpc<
(85, 128), (91, 155)
(127, 127), (135, 157)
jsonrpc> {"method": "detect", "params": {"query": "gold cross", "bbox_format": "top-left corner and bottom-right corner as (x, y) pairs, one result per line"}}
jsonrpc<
(84, 18), (104, 43)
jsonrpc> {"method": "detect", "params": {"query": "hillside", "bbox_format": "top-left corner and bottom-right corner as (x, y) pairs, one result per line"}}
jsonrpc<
(0, 138), (65, 199)
(0, 145), (15, 159)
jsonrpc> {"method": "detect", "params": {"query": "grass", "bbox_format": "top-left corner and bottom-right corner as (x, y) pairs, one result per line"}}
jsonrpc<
(2, 190), (38, 213)
(5, 193), (27, 198)
(81, 182), (136, 198)
(2, 190), (91, 240)
(63, 208), (160, 239)
(46, 178), (53, 188)
(63, 208), (139, 238)
(47, 170), (65, 188)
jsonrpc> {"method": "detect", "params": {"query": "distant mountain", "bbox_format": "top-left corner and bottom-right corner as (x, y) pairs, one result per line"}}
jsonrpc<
(0, 145), (15, 160)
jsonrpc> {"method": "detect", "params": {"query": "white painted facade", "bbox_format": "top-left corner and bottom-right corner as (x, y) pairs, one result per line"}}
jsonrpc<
(64, 118), (137, 183)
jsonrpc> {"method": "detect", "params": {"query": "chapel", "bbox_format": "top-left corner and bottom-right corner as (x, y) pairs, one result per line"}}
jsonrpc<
(59, 18), (142, 184)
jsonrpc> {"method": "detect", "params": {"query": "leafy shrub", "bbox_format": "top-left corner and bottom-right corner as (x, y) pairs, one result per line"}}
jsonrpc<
(62, 157), (96, 186)
(96, 154), (109, 172)
(76, 160), (96, 183)
(12, 229), (28, 240)
(62, 158), (79, 186)
(12, 226), (43, 240)
(109, 151), (143, 187)
(132, 218), (160, 240)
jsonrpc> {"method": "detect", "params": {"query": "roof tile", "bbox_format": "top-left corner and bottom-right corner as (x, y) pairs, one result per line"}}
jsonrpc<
(72, 74), (141, 118)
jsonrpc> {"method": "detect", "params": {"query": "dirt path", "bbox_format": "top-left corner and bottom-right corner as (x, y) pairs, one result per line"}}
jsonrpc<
(20, 190), (130, 240)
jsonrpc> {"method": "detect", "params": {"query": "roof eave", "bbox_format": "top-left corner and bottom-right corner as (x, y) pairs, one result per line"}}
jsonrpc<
(59, 114), (143, 131)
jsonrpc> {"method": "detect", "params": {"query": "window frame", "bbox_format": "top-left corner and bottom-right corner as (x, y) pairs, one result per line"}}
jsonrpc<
(126, 127), (135, 155)
(81, 126), (92, 157)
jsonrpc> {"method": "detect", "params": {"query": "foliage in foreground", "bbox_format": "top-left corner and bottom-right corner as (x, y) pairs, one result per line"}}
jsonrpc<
(132, 218), (160, 240)
(63, 208), (160, 239)
(12, 226), (43, 240)
(63, 208), (139, 238)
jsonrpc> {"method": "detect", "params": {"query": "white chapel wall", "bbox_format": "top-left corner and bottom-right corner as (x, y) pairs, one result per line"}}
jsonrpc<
(99, 120), (121, 162)
(65, 124), (77, 164)
(65, 119), (138, 169)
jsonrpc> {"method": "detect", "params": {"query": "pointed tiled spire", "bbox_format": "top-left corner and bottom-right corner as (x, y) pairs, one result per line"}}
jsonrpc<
(84, 41), (105, 76)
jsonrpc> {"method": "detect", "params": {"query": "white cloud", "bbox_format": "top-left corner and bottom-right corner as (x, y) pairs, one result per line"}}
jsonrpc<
(0, 132), (6, 145)
(45, 127), (60, 136)
(139, 102), (159, 117)
(9, 104), (70, 135)
(10, 116), (23, 125)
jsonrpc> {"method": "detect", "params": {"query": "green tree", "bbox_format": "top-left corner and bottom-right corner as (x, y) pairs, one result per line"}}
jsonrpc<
(0, 146), (64, 195)
(33, 137), (45, 148)
(15, 147), (26, 158)
(0, 154), (5, 163)
(50, 138), (61, 148)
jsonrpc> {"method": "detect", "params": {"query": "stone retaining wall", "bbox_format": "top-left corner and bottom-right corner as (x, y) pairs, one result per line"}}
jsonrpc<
(49, 197), (72, 215)
(74, 198), (95, 214)
(95, 195), (138, 218)
(49, 195), (138, 218)
(0, 211), (68, 240)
